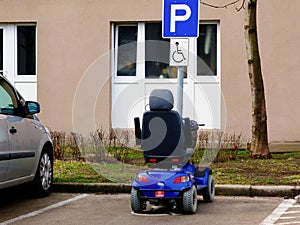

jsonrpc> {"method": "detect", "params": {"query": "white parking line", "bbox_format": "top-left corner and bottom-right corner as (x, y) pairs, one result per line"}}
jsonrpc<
(280, 216), (300, 220)
(283, 211), (300, 214)
(0, 194), (89, 225)
(274, 222), (300, 225)
(259, 198), (298, 225)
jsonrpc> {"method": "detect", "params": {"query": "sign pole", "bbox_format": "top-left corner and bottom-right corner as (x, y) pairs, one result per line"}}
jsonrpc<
(163, 0), (199, 117)
(170, 39), (188, 117)
(177, 66), (184, 117)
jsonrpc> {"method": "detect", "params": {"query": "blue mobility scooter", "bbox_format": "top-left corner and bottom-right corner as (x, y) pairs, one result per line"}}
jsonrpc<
(131, 89), (215, 214)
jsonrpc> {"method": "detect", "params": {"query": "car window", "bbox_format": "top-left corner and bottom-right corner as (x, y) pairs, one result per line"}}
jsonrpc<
(0, 79), (18, 115)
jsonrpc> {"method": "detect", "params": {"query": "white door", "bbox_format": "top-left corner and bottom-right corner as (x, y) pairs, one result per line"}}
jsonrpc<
(112, 22), (221, 129)
(0, 24), (37, 101)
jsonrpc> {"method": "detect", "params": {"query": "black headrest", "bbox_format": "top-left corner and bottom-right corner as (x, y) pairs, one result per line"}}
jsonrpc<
(149, 89), (174, 111)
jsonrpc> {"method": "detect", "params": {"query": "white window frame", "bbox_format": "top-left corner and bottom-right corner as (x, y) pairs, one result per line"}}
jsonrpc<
(0, 24), (14, 80)
(0, 26), (7, 77)
(113, 23), (144, 83)
(113, 21), (220, 82)
(0, 23), (37, 101)
(13, 23), (37, 83)
(188, 21), (221, 83)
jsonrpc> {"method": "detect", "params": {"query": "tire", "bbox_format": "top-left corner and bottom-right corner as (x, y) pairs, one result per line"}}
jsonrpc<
(203, 175), (215, 203)
(131, 188), (143, 213)
(183, 185), (197, 214)
(32, 150), (53, 197)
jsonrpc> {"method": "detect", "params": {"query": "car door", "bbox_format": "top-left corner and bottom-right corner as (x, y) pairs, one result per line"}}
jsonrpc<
(0, 77), (41, 180)
(0, 79), (15, 182)
(0, 116), (9, 181)
(5, 115), (42, 179)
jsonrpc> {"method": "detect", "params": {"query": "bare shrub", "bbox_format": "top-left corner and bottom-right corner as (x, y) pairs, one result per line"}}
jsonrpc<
(51, 131), (67, 160)
(194, 130), (245, 164)
(69, 132), (85, 161)
(51, 128), (245, 164)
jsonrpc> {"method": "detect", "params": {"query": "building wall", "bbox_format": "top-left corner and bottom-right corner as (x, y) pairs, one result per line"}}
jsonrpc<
(0, 0), (299, 143)
(258, 1), (300, 142)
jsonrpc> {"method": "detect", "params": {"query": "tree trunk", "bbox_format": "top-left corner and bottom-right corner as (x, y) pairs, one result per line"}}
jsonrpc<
(244, 0), (271, 159)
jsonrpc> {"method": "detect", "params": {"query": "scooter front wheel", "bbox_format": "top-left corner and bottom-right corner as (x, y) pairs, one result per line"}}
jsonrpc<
(131, 188), (143, 213)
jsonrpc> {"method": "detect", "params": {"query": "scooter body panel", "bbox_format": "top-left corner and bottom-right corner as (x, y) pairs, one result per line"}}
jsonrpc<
(132, 163), (211, 199)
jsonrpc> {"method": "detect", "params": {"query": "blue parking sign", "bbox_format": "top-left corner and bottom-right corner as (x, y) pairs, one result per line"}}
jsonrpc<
(163, 0), (199, 38)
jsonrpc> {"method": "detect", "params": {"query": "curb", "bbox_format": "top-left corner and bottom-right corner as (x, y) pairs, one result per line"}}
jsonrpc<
(53, 183), (300, 197)
(215, 185), (300, 197)
(53, 183), (131, 194)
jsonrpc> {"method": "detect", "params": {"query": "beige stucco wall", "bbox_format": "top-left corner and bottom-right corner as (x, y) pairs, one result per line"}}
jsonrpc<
(0, 0), (299, 143)
(258, 1), (300, 142)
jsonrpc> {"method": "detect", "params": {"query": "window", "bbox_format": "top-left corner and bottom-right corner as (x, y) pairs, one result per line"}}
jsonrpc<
(0, 79), (17, 115)
(0, 24), (37, 101)
(145, 23), (171, 78)
(145, 23), (186, 79)
(114, 22), (218, 78)
(197, 24), (217, 76)
(17, 25), (36, 75)
(116, 25), (137, 76)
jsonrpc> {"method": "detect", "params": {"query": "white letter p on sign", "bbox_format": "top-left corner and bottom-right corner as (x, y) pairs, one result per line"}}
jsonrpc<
(170, 4), (192, 33)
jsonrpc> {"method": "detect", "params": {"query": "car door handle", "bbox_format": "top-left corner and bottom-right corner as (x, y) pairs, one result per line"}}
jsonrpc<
(9, 127), (17, 134)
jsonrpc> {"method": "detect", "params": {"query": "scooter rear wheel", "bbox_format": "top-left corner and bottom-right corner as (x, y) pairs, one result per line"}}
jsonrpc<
(203, 175), (215, 203)
(182, 185), (197, 214)
(131, 188), (143, 213)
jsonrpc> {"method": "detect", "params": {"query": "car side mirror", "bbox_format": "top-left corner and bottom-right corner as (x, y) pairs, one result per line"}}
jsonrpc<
(25, 101), (40, 115)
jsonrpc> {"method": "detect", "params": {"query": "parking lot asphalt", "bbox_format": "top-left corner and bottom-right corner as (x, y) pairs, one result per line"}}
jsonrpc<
(53, 182), (300, 198)
(1, 194), (288, 225)
(1, 184), (299, 225)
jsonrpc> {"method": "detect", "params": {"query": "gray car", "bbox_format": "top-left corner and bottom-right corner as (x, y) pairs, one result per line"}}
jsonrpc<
(0, 75), (53, 196)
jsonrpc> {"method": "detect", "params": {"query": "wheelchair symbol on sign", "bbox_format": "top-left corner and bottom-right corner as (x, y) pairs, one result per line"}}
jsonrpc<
(172, 42), (186, 63)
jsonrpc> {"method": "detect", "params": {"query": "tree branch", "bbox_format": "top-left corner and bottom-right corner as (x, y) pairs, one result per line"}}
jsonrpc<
(236, 0), (246, 11)
(200, 0), (245, 11)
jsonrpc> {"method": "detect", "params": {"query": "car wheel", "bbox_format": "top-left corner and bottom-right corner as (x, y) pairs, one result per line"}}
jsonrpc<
(32, 150), (53, 197)
(183, 185), (197, 214)
(203, 175), (215, 203)
(131, 188), (143, 213)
